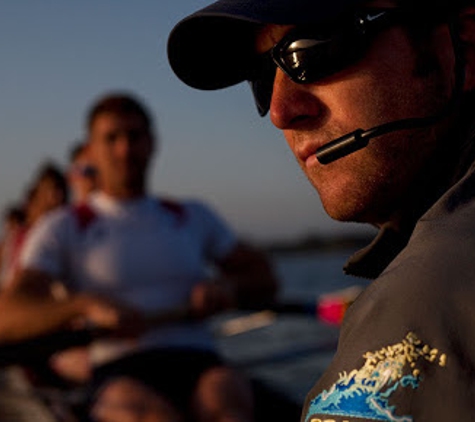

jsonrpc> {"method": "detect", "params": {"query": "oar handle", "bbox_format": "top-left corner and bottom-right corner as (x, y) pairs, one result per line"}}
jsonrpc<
(0, 287), (364, 365)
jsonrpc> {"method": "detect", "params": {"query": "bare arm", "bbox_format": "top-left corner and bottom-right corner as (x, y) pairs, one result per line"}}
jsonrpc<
(188, 243), (279, 318)
(0, 268), (120, 344)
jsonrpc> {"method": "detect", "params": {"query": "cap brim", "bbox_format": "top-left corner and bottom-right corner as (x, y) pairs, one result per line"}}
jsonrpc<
(167, 0), (361, 90)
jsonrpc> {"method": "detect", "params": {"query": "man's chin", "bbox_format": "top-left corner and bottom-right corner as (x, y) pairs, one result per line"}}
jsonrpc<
(321, 200), (372, 224)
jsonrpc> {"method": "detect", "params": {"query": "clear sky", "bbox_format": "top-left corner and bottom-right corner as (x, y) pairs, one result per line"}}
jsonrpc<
(0, 0), (374, 243)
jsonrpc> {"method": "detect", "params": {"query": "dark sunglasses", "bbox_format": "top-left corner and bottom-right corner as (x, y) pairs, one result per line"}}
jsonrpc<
(249, 8), (404, 116)
(71, 164), (97, 178)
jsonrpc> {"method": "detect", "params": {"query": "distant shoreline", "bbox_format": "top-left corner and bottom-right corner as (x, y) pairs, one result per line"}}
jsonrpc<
(262, 233), (374, 254)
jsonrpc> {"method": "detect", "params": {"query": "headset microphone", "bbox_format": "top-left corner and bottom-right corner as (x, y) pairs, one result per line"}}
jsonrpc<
(315, 19), (465, 165)
(315, 113), (452, 165)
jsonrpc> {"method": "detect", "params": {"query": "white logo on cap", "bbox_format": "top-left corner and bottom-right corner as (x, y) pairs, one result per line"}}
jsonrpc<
(366, 11), (386, 22)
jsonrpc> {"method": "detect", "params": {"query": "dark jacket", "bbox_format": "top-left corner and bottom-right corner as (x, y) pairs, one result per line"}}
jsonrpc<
(302, 106), (475, 421)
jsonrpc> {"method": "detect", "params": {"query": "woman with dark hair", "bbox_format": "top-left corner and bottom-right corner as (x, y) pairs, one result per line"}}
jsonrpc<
(1, 161), (68, 287)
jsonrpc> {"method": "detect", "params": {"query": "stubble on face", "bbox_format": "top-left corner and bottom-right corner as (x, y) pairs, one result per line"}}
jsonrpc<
(280, 25), (454, 226)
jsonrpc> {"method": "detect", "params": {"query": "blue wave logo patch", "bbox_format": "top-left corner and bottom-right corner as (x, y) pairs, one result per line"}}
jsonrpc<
(305, 332), (447, 421)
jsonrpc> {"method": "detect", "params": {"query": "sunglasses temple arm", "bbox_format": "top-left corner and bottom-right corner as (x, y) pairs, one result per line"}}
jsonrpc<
(316, 17), (465, 166)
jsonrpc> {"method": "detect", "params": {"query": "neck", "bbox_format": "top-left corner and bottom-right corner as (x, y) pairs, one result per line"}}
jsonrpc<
(100, 186), (146, 201)
(99, 174), (148, 200)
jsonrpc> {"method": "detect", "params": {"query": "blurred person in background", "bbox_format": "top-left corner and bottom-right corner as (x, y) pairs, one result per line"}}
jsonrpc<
(67, 140), (98, 204)
(0, 205), (26, 288)
(0, 162), (68, 287)
(48, 141), (100, 386)
(26, 162), (69, 227)
(0, 92), (278, 422)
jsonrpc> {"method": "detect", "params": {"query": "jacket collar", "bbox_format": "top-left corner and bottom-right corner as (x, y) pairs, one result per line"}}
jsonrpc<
(344, 97), (475, 280)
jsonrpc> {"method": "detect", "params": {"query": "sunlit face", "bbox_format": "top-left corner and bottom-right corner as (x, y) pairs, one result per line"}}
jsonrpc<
(37, 178), (67, 210)
(28, 177), (67, 224)
(88, 112), (154, 198)
(255, 11), (455, 226)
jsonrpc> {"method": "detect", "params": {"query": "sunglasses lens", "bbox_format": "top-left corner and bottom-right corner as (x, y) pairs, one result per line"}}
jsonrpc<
(83, 166), (97, 178)
(278, 38), (330, 83)
(73, 164), (97, 178)
(249, 53), (276, 116)
(250, 79), (273, 117)
(248, 10), (395, 116)
(279, 36), (359, 84)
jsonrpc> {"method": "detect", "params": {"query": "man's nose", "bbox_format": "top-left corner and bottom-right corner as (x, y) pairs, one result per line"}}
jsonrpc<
(269, 69), (322, 130)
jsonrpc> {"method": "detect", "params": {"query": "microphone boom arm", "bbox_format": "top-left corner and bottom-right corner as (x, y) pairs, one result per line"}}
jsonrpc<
(315, 17), (465, 165)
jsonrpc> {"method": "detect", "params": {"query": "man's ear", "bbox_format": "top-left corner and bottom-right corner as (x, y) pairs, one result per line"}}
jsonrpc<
(458, 7), (475, 91)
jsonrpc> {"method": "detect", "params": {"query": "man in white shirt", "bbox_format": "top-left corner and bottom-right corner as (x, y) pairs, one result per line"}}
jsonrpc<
(0, 92), (278, 422)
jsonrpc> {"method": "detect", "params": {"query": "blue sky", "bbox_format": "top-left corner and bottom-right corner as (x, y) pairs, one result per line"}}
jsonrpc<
(0, 0), (373, 243)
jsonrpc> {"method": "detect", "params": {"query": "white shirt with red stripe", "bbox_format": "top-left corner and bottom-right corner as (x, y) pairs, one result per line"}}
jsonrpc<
(20, 191), (238, 365)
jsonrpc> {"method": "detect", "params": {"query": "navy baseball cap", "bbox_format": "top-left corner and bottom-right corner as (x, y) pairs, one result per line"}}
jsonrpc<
(167, 0), (363, 91)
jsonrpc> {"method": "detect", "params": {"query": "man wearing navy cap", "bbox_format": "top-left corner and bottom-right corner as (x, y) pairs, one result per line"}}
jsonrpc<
(168, 0), (475, 420)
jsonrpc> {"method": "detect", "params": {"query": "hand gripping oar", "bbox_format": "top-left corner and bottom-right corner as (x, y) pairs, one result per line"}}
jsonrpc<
(0, 285), (364, 365)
